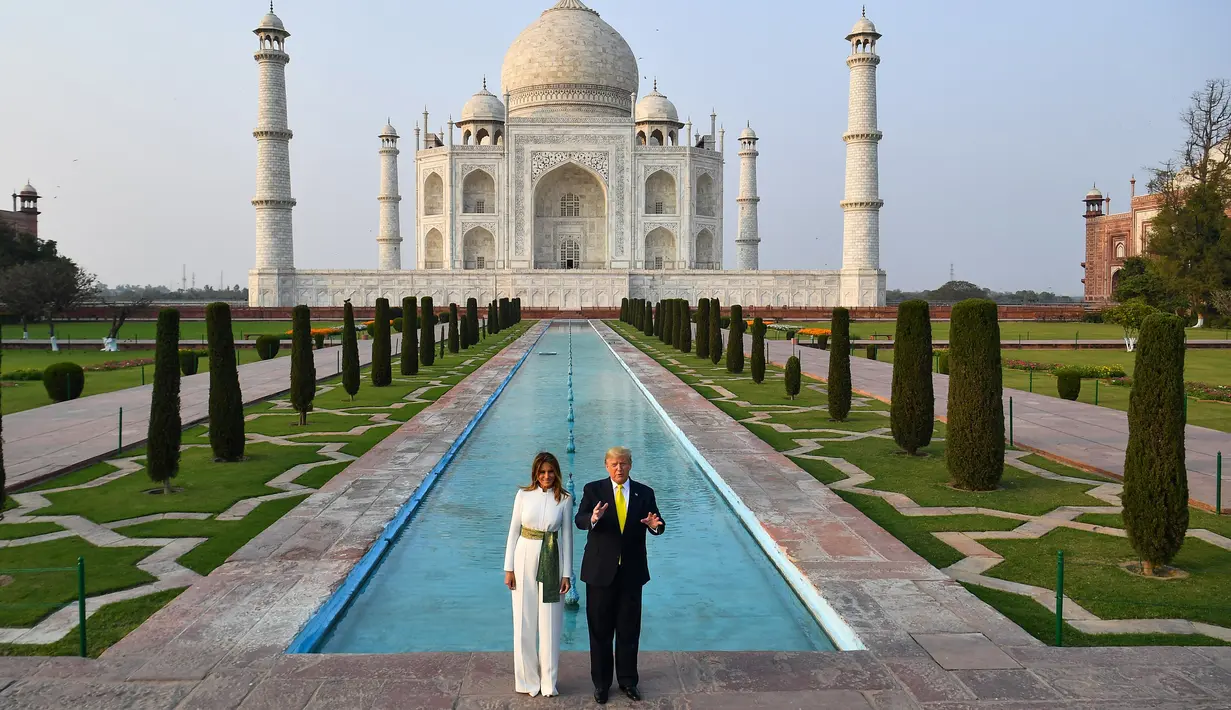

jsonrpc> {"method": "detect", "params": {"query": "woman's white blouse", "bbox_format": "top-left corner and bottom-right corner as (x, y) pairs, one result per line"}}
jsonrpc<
(503, 488), (574, 579)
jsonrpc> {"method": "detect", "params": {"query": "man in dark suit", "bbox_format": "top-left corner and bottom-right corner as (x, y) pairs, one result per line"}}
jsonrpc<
(575, 446), (666, 704)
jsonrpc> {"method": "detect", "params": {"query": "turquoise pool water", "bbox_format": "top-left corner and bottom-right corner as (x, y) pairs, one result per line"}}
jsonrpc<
(316, 322), (833, 653)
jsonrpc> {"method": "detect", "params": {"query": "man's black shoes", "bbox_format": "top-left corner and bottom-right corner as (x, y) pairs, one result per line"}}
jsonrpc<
(620, 685), (642, 701)
(594, 687), (608, 704)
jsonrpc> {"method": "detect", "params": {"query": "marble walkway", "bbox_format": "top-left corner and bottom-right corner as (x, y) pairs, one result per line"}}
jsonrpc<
(759, 339), (1231, 513)
(2, 321), (1229, 707)
(2, 339), (386, 491)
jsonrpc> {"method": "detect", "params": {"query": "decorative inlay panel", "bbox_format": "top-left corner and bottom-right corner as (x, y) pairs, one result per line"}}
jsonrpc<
(530, 151), (609, 182)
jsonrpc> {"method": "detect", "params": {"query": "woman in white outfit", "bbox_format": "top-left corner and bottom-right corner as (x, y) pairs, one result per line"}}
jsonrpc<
(504, 451), (573, 697)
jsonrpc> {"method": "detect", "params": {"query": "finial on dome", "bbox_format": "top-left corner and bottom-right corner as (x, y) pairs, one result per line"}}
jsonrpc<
(862, 5), (866, 17)
(270, 1), (274, 12)
(483, 75), (487, 91)
(653, 78), (657, 92)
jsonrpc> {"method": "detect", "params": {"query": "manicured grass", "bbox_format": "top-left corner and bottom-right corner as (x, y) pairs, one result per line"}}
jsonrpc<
(999, 348), (1231, 386)
(1018, 454), (1115, 483)
(24, 461), (122, 492)
(115, 494), (310, 574)
(294, 461), (353, 489)
(960, 582), (1229, 647)
(339, 426), (402, 458)
(779, 320), (1228, 342)
(0, 538), (159, 626)
(835, 490), (1023, 568)
(0, 521), (64, 540)
(36, 443), (328, 523)
(1075, 510), (1231, 540)
(0, 587), (187, 658)
(982, 528), (1231, 629)
(1, 320), (343, 342)
(245, 411), (393, 437)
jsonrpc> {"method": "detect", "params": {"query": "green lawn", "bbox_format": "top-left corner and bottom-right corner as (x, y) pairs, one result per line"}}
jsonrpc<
(2, 319), (344, 342)
(778, 320), (1230, 342)
(0, 320), (534, 656)
(1, 348), (289, 415)
(1075, 509), (1231, 540)
(609, 319), (1231, 647)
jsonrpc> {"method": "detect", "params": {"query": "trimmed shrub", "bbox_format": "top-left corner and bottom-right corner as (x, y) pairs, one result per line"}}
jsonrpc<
(205, 302), (245, 461)
(420, 296), (436, 366)
(290, 305), (315, 425)
(392, 317), (403, 334)
(654, 300), (664, 340)
(621, 297), (629, 322)
(1, 368), (42, 381)
(827, 307), (852, 421)
(945, 299), (1004, 491)
(342, 300), (361, 398)
(255, 335), (281, 360)
(1056, 369), (1082, 400)
(1123, 313), (1189, 575)
(890, 300), (934, 455)
(725, 305), (745, 373)
(1081, 311), (1105, 323)
(642, 300), (653, 336)
(817, 334), (829, 350)
(696, 299), (711, 360)
(750, 317), (766, 384)
(720, 316), (731, 329)
(499, 297), (510, 330)
(866, 345), (879, 360)
(936, 350), (949, 374)
(179, 350), (203, 376)
(401, 297), (419, 375)
(371, 298), (392, 387)
(147, 308), (181, 493)
(448, 303), (461, 353)
(785, 355), (801, 400)
(681, 300), (692, 353)
(709, 298), (722, 365)
(466, 298), (479, 349)
(313, 333), (326, 350)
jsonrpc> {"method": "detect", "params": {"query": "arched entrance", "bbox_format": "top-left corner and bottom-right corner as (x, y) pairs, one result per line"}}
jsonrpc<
(533, 162), (608, 269)
(463, 227), (495, 269)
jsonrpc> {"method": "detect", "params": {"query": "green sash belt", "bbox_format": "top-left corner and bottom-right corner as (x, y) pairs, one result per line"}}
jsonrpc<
(520, 526), (561, 604)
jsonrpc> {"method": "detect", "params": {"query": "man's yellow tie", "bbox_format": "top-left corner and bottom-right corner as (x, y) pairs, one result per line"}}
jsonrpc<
(615, 485), (627, 533)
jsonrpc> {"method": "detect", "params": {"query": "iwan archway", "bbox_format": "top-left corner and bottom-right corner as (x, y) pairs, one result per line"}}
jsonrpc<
(532, 162), (608, 269)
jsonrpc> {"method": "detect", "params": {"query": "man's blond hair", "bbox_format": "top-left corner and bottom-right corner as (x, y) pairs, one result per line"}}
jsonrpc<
(605, 446), (632, 462)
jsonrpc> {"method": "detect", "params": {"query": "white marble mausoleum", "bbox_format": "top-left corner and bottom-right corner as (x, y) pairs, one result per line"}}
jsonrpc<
(248, 1), (887, 309)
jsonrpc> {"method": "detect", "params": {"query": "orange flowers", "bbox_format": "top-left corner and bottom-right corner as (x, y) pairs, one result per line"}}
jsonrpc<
(797, 328), (831, 336)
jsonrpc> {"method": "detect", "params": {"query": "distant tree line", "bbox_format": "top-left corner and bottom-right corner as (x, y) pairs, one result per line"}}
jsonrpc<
(99, 283), (250, 302)
(887, 281), (1080, 306)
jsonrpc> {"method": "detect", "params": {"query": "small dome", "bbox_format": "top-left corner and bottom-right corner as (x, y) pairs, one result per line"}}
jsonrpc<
(1085, 185), (1103, 200)
(19, 182), (36, 195)
(846, 12), (879, 39)
(739, 124), (757, 140)
(380, 122), (398, 137)
(634, 84), (679, 124)
(461, 83), (506, 123)
(257, 11), (285, 31)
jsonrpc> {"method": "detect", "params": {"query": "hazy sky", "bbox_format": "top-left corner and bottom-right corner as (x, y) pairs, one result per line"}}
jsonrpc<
(3, 0), (1228, 294)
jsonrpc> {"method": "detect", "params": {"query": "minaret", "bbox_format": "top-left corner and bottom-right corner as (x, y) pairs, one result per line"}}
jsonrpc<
(251, 5), (296, 280)
(736, 123), (760, 270)
(377, 121), (402, 270)
(839, 8), (886, 306)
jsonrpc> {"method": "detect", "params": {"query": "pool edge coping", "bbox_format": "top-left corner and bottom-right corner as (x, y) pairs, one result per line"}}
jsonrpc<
(589, 320), (866, 652)
(285, 322), (549, 654)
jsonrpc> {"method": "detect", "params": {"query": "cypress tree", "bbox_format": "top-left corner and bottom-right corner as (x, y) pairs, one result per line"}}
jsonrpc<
(205, 302), (244, 461)
(400, 297), (418, 376)
(674, 300), (685, 350)
(696, 298), (710, 360)
(1123, 313), (1189, 576)
(147, 308), (181, 494)
(785, 354), (802, 400)
(621, 297), (629, 323)
(653, 300), (663, 339)
(890, 300), (935, 455)
(342, 300), (361, 398)
(828, 307), (853, 421)
(642, 300), (653, 336)
(420, 296), (436, 366)
(448, 303), (461, 353)
(945, 298), (1004, 491)
(725, 304), (745, 373)
(750, 317), (766, 384)
(663, 298), (674, 345)
(290, 304), (315, 425)
(466, 298), (479, 349)
(681, 300), (692, 353)
(372, 298), (392, 386)
(499, 297), (510, 329)
(709, 297), (722, 365)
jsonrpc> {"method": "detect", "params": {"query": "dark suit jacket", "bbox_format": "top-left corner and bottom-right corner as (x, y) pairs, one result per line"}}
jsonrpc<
(575, 478), (666, 587)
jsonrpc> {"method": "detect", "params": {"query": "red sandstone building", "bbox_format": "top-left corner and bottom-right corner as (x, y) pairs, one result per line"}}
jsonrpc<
(1080, 178), (1166, 303)
(2, 182), (41, 237)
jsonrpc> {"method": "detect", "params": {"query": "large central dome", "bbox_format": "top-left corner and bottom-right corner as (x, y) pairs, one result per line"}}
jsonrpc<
(500, 0), (639, 118)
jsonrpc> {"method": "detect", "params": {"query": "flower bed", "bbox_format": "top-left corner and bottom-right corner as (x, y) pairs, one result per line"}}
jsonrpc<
(83, 358), (155, 372)
(1108, 376), (1231, 403)
(1003, 359), (1126, 379)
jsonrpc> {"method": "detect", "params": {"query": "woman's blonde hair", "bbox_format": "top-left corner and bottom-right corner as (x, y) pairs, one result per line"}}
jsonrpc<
(524, 451), (568, 502)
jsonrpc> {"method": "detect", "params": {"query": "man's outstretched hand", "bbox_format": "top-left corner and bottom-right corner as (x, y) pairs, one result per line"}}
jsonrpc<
(590, 501), (609, 527)
(641, 511), (662, 531)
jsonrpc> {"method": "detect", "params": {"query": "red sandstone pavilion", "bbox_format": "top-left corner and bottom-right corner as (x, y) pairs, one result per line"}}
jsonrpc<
(1080, 179), (1163, 303)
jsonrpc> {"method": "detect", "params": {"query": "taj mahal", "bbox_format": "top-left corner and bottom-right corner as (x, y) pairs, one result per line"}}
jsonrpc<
(247, 0), (887, 309)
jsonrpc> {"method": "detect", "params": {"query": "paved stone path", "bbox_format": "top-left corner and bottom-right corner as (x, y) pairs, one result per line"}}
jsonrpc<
(2, 321), (1230, 708)
(760, 339), (1231, 512)
(2, 339), (386, 491)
